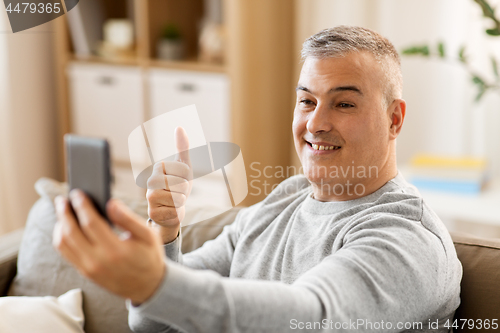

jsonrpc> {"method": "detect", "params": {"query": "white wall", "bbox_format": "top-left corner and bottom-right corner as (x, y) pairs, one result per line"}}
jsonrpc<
(0, 9), (58, 234)
(294, 0), (500, 176)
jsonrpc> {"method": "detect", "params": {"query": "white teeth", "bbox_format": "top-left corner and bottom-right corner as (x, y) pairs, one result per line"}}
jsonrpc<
(310, 143), (340, 151)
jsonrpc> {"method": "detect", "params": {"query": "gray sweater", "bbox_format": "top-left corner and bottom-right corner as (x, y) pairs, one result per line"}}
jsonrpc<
(129, 173), (462, 332)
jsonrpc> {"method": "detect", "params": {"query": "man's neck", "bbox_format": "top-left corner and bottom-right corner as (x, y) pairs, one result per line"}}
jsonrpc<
(310, 165), (398, 202)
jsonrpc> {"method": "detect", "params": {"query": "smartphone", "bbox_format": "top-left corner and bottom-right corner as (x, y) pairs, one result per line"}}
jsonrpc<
(65, 134), (111, 221)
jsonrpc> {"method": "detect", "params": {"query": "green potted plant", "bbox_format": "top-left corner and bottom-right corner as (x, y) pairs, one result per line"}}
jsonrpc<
(157, 23), (184, 60)
(402, 0), (500, 102)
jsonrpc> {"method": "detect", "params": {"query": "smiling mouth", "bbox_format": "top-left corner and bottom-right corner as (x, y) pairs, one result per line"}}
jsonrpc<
(306, 141), (341, 151)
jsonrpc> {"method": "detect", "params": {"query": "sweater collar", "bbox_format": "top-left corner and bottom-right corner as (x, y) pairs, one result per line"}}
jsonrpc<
(301, 172), (408, 215)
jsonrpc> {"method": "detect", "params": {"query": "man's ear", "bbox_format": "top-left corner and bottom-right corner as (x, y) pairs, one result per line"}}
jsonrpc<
(388, 99), (406, 139)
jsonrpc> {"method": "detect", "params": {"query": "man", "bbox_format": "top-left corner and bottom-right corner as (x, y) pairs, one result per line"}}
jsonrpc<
(54, 26), (462, 332)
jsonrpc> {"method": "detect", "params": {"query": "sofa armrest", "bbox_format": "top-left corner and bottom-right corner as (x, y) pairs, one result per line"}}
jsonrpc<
(0, 228), (24, 296)
(450, 231), (500, 324)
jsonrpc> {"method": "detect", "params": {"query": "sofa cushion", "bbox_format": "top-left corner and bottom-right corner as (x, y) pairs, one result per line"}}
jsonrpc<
(451, 232), (500, 328)
(181, 206), (242, 253)
(0, 289), (85, 333)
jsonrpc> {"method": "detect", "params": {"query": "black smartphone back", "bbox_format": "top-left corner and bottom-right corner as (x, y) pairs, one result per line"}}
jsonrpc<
(65, 134), (111, 220)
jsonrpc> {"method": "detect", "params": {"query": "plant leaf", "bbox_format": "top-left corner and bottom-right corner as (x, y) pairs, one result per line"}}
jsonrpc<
(437, 42), (445, 58)
(486, 28), (500, 36)
(472, 75), (486, 86)
(474, 0), (496, 19)
(162, 23), (181, 40)
(492, 57), (499, 78)
(475, 87), (487, 102)
(401, 47), (419, 55)
(401, 45), (430, 56)
(474, 0), (500, 37)
(458, 46), (467, 63)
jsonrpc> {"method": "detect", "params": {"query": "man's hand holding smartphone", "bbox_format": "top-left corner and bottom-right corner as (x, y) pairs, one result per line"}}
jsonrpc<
(52, 127), (193, 305)
(53, 192), (165, 305)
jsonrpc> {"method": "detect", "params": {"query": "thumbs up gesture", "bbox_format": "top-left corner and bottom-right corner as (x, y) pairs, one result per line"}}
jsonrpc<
(146, 127), (193, 243)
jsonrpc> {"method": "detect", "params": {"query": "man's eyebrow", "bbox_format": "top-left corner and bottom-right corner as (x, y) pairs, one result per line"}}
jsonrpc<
(295, 85), (310, 93)
(330, 86), (363, 95)
(295, 85), (363, 95)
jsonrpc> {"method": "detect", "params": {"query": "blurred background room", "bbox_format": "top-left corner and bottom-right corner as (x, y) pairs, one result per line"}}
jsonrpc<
(0, 0), (499, 238)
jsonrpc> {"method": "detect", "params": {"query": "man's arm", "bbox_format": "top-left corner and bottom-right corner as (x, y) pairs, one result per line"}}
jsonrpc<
(162, 206), (246, 266)
(128, 216), (460, 333)
(128, 207), (245, 333)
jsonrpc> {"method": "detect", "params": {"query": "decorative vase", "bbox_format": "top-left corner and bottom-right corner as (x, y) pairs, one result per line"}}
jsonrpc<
(198, 22), (225, 64)
(157, 39), (184, 60)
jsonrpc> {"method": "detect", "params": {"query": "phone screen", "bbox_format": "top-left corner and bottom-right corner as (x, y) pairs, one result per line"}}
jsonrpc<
(65, 134), (111, 222)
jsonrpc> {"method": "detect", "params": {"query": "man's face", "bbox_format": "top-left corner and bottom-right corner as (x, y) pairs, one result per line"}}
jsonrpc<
(293, 52), (396, 197)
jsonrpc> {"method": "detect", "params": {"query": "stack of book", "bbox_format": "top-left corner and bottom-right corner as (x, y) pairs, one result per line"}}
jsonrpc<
(406, 155), (489, 195)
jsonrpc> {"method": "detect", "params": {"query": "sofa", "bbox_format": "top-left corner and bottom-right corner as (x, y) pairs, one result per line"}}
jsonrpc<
(0, 178), (499, 332)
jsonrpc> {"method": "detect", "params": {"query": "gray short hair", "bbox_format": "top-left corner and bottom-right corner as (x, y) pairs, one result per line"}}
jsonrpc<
(301, 26), (403, 108)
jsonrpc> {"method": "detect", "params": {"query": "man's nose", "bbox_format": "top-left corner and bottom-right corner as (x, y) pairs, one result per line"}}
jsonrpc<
(306, 104), (332, 134)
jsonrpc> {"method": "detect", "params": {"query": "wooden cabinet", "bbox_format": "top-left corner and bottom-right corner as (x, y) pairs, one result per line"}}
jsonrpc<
(68, 63), (144, 162)
(149, 69), (230, 143)
(54, 0), (295, 205)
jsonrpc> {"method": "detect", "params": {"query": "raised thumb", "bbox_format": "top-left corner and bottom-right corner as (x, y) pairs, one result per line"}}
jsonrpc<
(175, 127), (191, 167)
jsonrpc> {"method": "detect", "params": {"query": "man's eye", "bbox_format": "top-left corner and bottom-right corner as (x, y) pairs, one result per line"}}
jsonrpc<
(300, 99), (314, 106)
(338, 103), (354, 108)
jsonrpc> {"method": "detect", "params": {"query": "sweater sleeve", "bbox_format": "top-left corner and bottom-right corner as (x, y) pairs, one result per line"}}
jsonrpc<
(128, 215), (459, 333)
(129, 208), (247, 333)
(163, 207), (246, 272)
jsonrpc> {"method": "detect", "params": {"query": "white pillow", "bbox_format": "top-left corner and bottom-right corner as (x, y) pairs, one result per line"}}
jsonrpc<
(0, 288), (85, 333)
